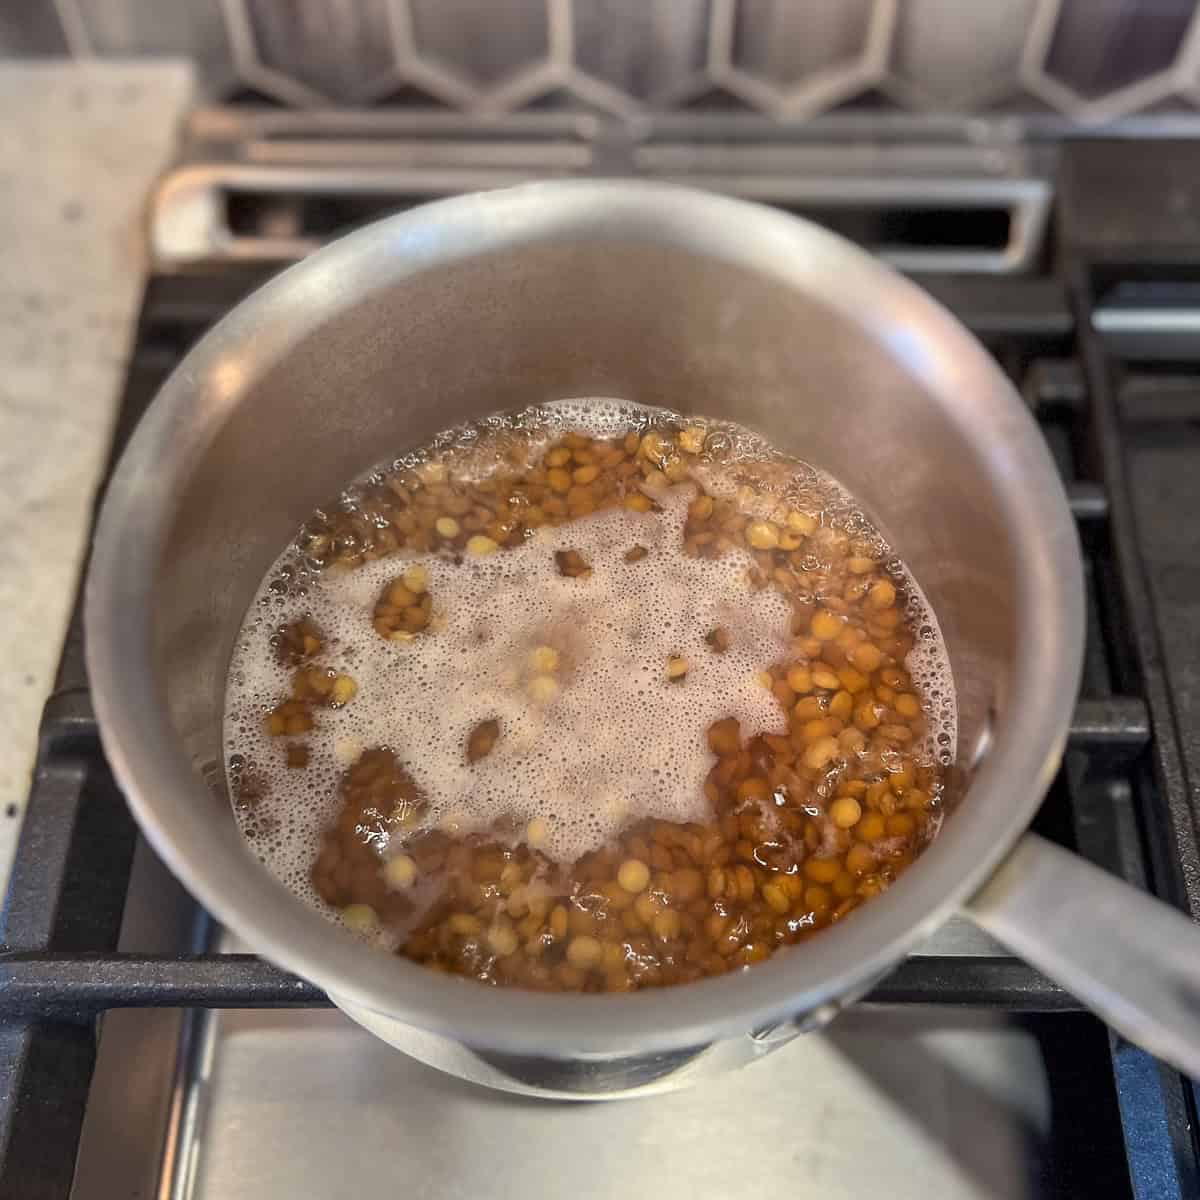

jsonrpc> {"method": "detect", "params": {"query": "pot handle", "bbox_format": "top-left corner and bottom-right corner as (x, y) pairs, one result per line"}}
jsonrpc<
(963, 832), (1200, 1079)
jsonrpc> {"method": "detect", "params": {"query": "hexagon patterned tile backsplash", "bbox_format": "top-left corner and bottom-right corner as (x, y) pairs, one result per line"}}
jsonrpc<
(14, 0), (1200, 121)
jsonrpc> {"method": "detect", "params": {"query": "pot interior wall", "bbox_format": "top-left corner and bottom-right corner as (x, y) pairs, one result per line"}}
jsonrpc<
(154, 237), (1016, 839)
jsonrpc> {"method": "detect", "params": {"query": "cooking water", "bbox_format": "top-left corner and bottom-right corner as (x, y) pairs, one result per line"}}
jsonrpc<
(222, 400), (955, 988)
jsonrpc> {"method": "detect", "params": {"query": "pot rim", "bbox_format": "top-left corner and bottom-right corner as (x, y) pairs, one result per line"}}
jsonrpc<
(85, 179), (1084, 1057)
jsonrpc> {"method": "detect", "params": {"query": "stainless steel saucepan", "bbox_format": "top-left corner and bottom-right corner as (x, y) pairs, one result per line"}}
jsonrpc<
(86, 181), (1200, 1098)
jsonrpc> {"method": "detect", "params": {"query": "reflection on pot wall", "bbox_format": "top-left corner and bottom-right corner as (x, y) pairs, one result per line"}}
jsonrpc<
(4, 0), (1200, 121)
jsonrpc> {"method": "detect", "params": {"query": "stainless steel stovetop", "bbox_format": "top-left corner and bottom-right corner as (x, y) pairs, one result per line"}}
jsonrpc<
(73, 849), (1060, 1200)
(4, 113), (1197, 1200)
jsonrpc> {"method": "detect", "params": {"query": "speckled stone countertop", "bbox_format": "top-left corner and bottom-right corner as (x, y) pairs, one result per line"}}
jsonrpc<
(0, 63), (192, 891)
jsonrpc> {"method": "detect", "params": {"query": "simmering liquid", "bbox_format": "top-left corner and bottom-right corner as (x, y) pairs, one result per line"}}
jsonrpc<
(224, 401), (954, 992)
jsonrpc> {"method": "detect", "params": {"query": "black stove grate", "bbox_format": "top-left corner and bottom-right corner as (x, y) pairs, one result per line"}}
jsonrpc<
(2, 141), (1199, 1199)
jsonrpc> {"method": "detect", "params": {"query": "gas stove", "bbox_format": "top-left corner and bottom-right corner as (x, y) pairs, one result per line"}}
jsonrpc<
(2, 114), (1199, 1199)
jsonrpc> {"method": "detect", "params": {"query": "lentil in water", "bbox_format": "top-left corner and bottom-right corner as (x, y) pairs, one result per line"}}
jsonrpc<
(224, 401), (955, 993)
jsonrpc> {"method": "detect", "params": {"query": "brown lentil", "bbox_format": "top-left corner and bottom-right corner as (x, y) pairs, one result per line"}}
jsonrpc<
(273, 616), (323, 666)
(705, 626), (732, 654)
(554, 548), (593, 578)
(466, 719), (500, 764)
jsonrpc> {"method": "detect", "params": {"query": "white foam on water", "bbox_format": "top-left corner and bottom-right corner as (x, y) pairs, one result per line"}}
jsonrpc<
(225, 487), (796, 906)
(901, 567), (957, 771)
